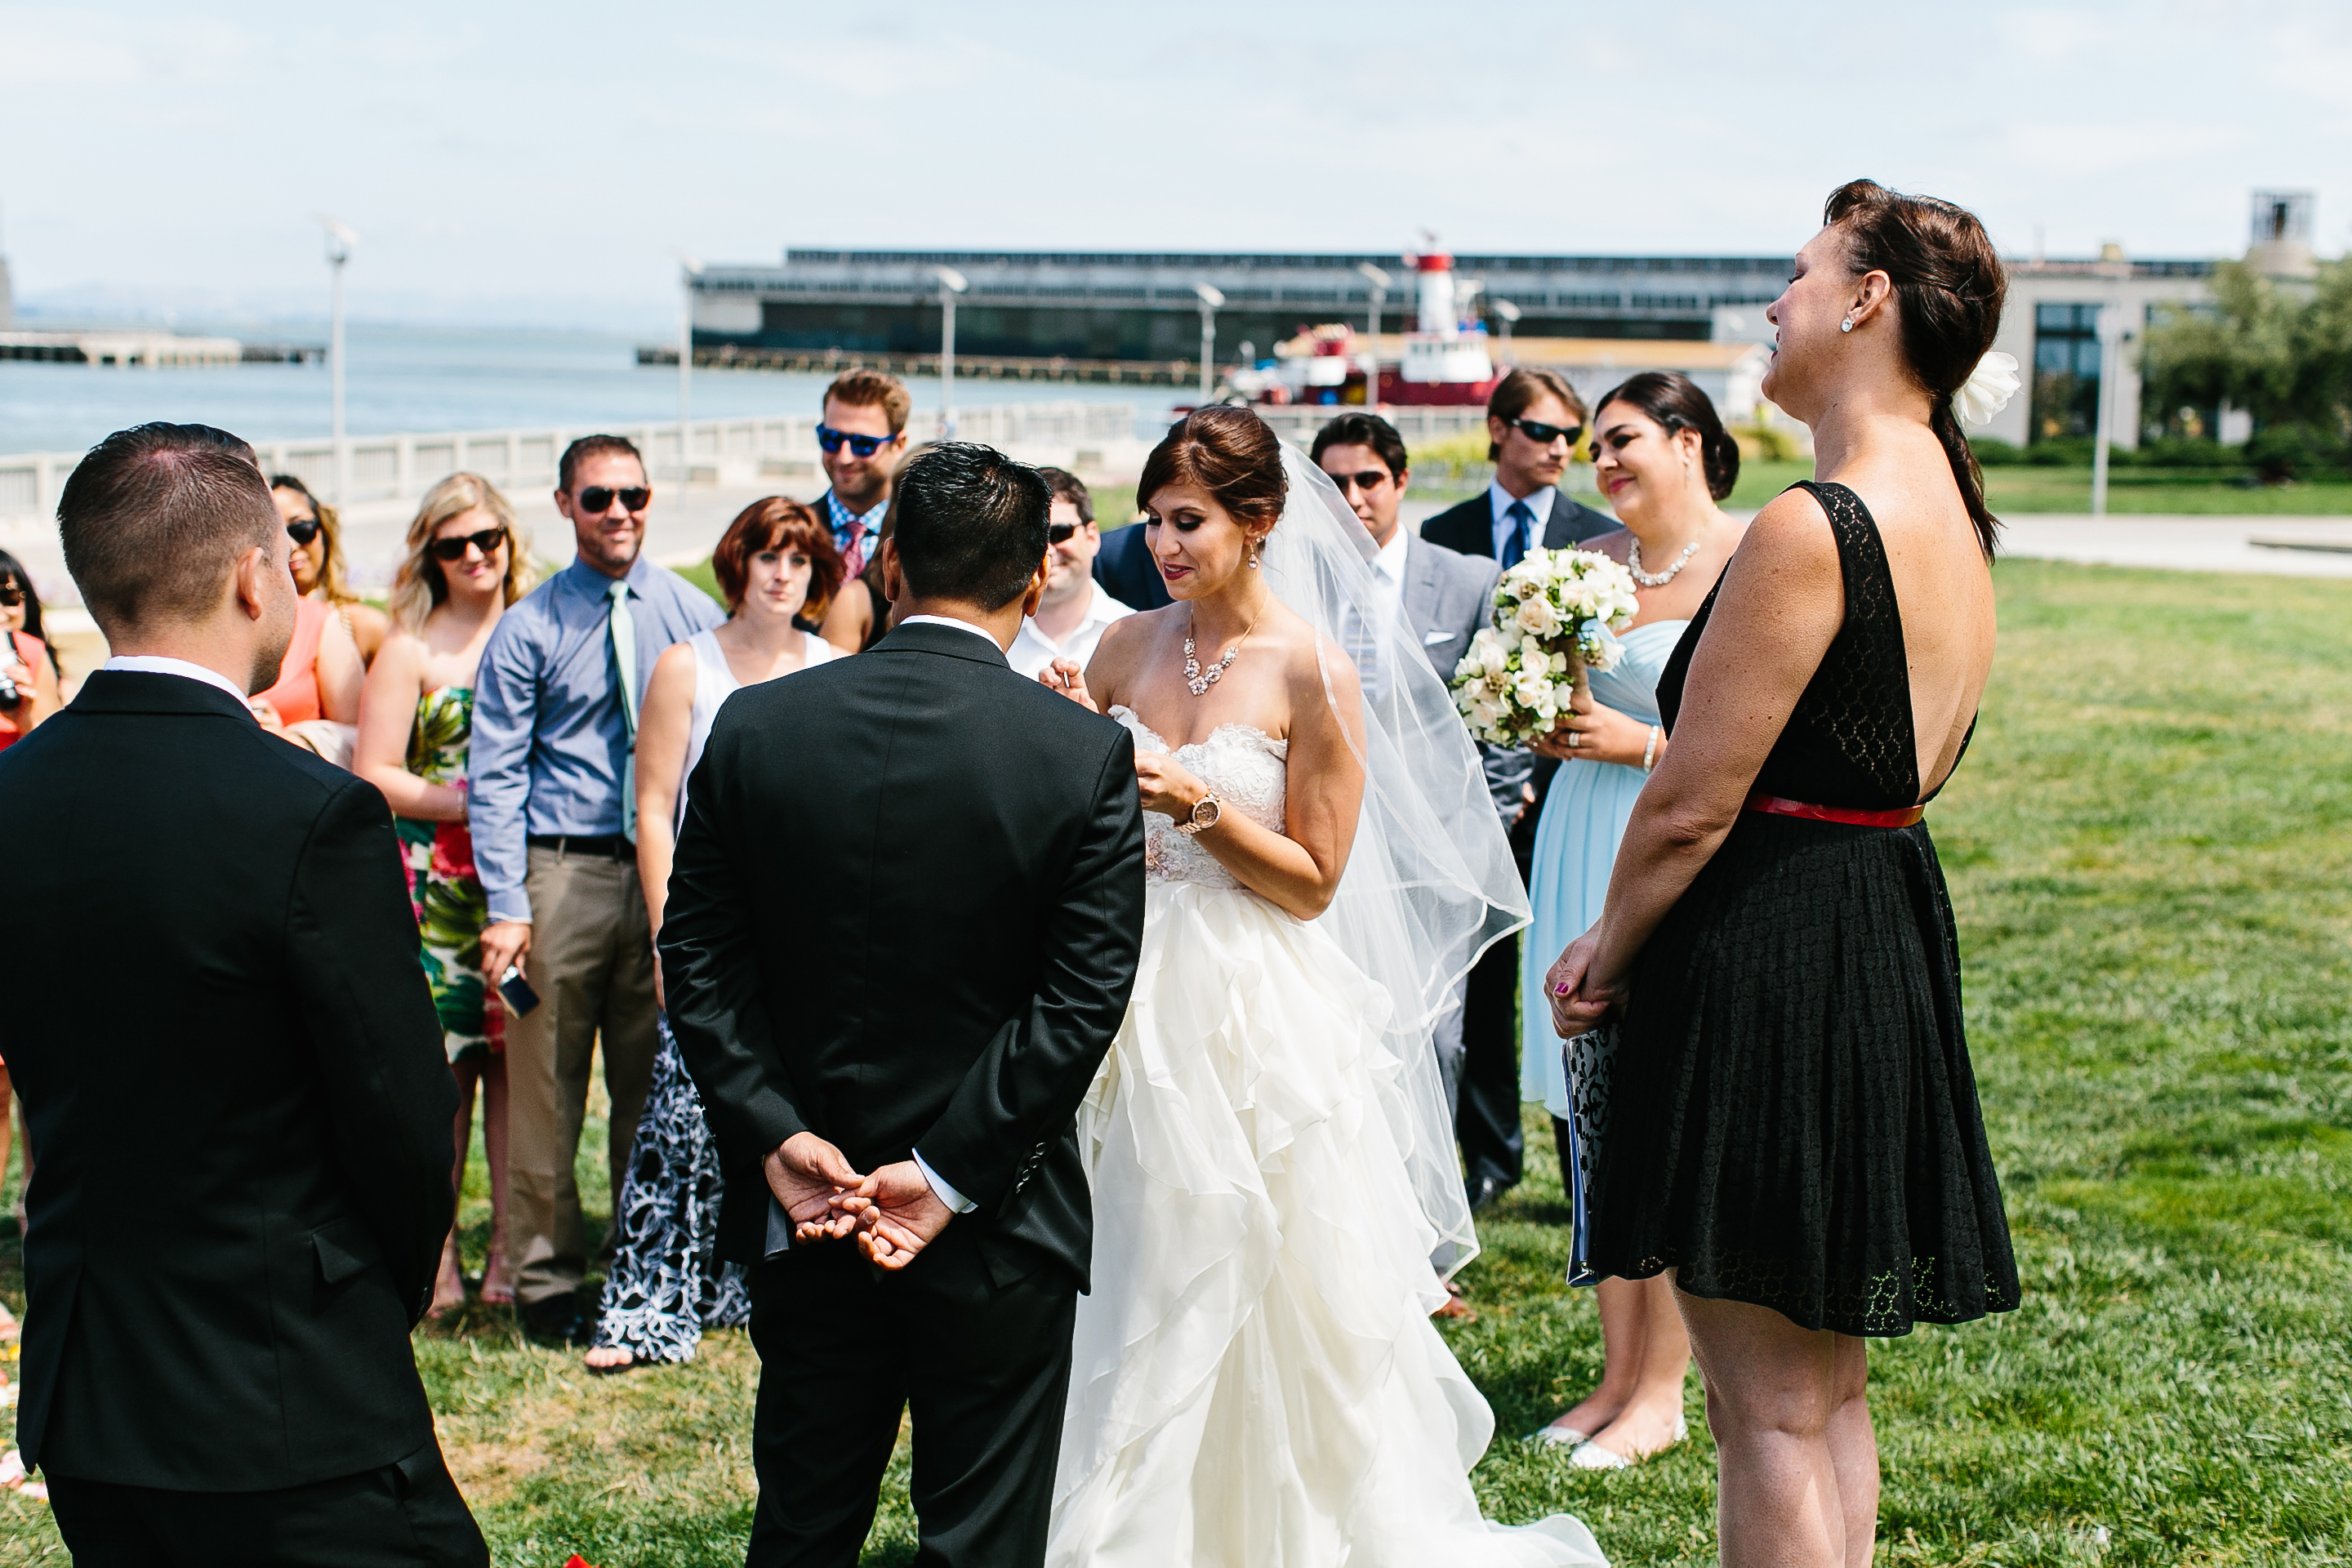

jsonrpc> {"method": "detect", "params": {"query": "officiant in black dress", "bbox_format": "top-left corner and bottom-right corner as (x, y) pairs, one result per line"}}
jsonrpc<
(1546, 180), (2020, 1563)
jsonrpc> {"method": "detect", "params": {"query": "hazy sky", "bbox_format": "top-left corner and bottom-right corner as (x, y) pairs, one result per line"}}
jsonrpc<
(3, 0), (2345, 331)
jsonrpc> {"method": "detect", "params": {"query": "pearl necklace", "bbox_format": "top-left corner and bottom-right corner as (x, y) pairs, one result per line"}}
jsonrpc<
(1628, 534), (1701, 588)
(1183, 607), (1263, 696)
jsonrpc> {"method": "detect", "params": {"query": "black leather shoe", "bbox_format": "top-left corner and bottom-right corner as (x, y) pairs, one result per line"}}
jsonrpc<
(1465, 1175), (1513, 1213)
(519, 1295), (590, 1346)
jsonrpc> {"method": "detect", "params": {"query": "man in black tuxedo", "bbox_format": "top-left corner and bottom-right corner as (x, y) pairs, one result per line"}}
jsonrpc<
(1418, 368), (1615, 1211)
(1, 423), (482, 1564)
(662, 443), (1146, 1568)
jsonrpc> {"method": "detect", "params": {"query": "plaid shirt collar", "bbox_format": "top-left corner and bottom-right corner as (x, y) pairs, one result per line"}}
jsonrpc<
(826, 490), (885, 550)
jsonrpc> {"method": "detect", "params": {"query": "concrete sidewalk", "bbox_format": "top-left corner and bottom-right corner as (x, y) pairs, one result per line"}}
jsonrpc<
(1992, 514), (2352, 579)
(1397, 500), (2352, 581)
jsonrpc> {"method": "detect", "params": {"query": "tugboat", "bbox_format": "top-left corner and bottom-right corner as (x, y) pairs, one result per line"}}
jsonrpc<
(1383, 238), (1500, 405)
(1237, 235), (1502, 408)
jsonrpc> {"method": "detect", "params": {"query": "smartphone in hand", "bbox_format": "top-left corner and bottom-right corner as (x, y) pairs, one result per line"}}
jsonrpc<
(498, 964), (541, 1018)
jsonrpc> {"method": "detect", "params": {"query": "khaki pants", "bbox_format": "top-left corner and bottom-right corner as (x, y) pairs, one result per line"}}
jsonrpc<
(506, 844), (659, 1308)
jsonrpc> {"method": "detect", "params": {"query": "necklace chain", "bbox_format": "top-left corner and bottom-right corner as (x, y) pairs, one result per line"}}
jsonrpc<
(1628, 533), (1702, 588)
(1182, 606), (1264, 696)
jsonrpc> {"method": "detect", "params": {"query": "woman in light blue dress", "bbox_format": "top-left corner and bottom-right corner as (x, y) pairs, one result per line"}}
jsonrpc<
(1519, 372), (1749, 1467)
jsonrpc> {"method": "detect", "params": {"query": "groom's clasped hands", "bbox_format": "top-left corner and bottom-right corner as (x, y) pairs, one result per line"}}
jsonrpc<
(765, 1132), (955, 1269)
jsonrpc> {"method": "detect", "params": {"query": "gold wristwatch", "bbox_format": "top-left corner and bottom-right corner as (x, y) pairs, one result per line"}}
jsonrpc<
(1175, 791), (1222, 836)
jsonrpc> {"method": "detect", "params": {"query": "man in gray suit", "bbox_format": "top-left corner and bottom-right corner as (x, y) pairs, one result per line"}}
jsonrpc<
(1417, 369), (1615, 1211)
(1311, 412), (1499, 1122)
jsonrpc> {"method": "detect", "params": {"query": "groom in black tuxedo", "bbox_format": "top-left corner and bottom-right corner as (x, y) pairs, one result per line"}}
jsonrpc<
(662, 443), (1146, 1568)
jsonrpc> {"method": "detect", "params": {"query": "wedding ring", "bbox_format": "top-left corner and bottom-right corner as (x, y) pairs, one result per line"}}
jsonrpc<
(1567, 731), (1582, 749)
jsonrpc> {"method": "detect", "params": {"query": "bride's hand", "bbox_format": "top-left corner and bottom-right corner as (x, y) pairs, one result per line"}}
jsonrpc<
(1134, 754), (1207, 820)
(1040, 658), (1098, 712)
(1530, 691), (1650, 765)
(1545, 928), (1627, 1038)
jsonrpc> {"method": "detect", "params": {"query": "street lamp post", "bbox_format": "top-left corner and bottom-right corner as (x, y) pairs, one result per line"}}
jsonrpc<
(1194, 283), (1225, 405)
(1356, 262), (1390, 408)
(935, 266), (969, 436)
(2091, 292), (2123, 518)
(1493, 297), (1521, 366)
(675, 252), (703, 439)
(313, 215), (355, 505)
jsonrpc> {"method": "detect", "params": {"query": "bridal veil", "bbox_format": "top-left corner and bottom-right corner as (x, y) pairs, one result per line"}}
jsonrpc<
(1258, 444), (1529, 1277)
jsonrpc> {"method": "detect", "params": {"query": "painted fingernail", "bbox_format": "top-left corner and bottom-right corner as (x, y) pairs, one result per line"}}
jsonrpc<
(1554, 982), (1570, 995)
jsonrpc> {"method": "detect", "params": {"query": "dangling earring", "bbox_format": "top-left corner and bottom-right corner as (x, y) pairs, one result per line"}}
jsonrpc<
(1840, 317), (1855, 333)
(1247, 537), (1261, 568)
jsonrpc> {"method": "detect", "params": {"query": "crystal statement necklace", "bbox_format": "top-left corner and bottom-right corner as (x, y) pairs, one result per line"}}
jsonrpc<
(1628, 534), (1702, 588)
(1183, 605), (1265, 696)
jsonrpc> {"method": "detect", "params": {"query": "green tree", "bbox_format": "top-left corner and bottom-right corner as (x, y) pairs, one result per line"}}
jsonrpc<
(2142, 259), (2352, 452)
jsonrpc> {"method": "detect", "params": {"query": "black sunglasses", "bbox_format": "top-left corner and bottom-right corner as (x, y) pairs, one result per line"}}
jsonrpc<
(429, 526), (510, 563)
(1506, 416), (1583, 447)
(816, 424), (897, 459)
(0, 582), (23, 608)
(577, 485), (650, 514)
(1048, 521), (1081, 545)
(1325, 468), (1394, 494)
(285, 518), (323, 546)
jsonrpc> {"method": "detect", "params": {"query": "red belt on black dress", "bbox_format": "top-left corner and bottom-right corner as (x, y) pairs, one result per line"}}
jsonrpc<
(1744, 791), (1925, 828)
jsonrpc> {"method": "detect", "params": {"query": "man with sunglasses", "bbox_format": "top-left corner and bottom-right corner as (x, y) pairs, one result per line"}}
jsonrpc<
(812, 368), (911, 577)
(1307, 412), (1502, 1191)
(470, 433), (726, 1345)
(1418, 368), (1613, 1214)
(1008, 467), (1134, 683)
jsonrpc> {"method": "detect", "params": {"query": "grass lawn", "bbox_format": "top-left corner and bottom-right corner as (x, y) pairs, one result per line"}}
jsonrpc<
(6, 559), (2351, 1564)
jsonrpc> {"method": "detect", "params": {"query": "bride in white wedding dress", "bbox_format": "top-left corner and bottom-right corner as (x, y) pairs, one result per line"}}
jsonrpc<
(1040, 408), (1604, 1567)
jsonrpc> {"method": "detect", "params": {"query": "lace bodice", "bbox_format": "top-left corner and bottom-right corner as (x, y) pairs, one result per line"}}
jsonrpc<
(1111, 705), (1290, 889)
(1658, 480), (1969, 810)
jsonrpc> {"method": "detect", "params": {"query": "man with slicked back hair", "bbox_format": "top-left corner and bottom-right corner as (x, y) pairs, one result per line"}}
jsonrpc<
(663, 443), (1144, 1567)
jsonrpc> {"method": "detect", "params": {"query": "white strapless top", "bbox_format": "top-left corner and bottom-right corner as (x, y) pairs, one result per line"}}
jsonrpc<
(1110, 705), (1289, 891)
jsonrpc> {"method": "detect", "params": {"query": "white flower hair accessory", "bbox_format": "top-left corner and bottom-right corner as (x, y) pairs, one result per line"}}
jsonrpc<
(1951, 350), (2020, 427)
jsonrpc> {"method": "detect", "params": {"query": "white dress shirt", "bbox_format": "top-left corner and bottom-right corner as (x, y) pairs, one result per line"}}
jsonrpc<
(101, 655), (253, 708)
(1008, 581), (1136, 680)
(1488, 481), (1559, 561)
(1366, 526), (1410, 633)
(901, 612), (1006, 651)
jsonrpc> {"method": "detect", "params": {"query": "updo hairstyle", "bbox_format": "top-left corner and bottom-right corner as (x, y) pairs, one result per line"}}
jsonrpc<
(1824, 179), (2007, 555)
(1138, 406), (1288, 538)
(1592, 371), (1740, 502)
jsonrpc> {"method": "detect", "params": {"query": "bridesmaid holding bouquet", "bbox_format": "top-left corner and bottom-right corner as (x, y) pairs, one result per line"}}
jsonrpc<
(1519, 372), (1747, 1468)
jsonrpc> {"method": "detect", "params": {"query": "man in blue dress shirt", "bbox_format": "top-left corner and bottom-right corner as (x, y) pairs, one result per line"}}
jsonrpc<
(472, 434), (726, 1343)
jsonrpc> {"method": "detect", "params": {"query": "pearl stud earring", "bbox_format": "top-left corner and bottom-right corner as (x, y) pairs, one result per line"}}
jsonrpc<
(1840, 317), (1855, 333)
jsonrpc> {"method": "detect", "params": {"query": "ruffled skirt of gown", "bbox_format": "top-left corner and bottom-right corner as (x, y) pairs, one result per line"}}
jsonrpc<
(1047, 881), (1604, 1568)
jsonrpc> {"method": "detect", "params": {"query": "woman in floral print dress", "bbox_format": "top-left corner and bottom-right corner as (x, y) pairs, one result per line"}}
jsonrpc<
(355, 472), (535, 1314)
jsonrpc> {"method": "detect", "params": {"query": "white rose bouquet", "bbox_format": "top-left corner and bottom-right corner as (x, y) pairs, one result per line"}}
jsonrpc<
(1450, 547), (1641, 746)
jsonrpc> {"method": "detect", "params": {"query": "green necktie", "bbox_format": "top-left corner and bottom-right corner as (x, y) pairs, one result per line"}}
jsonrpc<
(608, 578), (639, 843)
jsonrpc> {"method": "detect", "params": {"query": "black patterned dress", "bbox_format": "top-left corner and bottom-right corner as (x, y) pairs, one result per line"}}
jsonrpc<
(590, 1017), (751, 1361)
(1582, 480), (2020, 1337)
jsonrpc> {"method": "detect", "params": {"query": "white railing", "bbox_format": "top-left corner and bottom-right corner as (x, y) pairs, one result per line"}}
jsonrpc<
(0, 401), (1141, 523)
